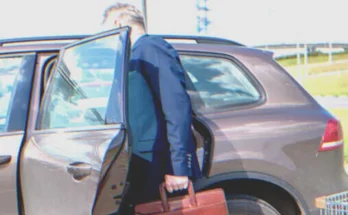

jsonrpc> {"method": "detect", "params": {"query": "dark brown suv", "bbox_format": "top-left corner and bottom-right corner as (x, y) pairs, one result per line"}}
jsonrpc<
(0, 27), (346, 215)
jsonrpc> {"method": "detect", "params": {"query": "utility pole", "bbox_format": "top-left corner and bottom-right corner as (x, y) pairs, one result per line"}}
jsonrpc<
(296, 42), (302, 84)
(296, 42), (301, 65)
(196, 0), (210, 34)
(304, 43), (308, 65)
(328, 41), (333, 64)
(304, 43), (308, 77)
(142, 0), (148, 29)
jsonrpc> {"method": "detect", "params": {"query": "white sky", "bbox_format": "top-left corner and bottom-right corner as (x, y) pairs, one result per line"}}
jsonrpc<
(0, 0), (347, 46)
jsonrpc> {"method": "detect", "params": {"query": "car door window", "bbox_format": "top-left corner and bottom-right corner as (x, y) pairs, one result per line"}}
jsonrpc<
(180, 55), (261, 112)
(38, 34), (121, 129)
(21, 27), (131, 215)
(0, 56), (25, 132)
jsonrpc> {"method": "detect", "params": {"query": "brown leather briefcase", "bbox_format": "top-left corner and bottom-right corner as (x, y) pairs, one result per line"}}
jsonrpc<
(134, 181), (229, 215)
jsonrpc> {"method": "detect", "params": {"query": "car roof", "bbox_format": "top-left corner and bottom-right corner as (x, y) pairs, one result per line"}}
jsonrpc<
(0, 34), (244, 52)
(0, 34), (271, 58)
(0, 34), (245, 46)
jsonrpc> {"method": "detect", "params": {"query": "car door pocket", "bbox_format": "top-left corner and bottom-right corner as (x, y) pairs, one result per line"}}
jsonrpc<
(67, 162), (92, 181)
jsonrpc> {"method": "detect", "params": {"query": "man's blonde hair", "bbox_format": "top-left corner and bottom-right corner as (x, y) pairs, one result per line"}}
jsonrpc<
(102, 3), (146, 29)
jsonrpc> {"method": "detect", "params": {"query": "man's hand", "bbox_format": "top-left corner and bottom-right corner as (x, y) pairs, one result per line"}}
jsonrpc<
(164, 175), (189, 193)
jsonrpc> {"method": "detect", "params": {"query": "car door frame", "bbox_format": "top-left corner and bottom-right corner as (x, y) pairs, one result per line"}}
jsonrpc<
(0, 52), (36, 215)
(19, 26), (132, 215)
(175, 49), (267, 179)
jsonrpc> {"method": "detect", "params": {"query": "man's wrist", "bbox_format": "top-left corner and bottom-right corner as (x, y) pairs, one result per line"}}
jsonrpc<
(171, 159), (191, 176)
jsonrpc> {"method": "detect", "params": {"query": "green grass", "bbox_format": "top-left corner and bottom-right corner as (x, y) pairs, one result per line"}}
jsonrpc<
(310, 62), (348, 74)
(300, 72), (348, 96)
(277, 57), (304, 68)
(277, 51), (348, 68)
(328, 109), (348, 162)
(285, 61), (348, 76)
(277, 55), (348, 97)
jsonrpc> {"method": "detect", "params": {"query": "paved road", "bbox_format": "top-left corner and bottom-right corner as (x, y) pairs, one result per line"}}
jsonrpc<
(314, 96), (348, 109)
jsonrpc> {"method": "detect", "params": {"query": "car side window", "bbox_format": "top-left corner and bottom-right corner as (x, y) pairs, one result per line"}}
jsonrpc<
(180, 55), (261, 112)
(0, 56), (25, 132)
(37, 34), (121, 130)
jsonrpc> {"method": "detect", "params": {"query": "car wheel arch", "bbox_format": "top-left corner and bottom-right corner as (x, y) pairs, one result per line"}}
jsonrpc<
(194, 171), (309, 215)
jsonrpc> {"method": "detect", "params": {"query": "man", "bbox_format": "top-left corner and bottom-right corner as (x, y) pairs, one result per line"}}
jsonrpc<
(101, 3), (202, 213)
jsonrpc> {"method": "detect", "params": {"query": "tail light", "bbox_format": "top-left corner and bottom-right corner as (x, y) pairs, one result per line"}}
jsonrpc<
(319, 118), (344, 152)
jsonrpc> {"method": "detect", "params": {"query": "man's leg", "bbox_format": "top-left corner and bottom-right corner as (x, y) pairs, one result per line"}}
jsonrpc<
(119, 153), (168, 214)
(118, 155), (149, 215)
(143, 152), (168, 202)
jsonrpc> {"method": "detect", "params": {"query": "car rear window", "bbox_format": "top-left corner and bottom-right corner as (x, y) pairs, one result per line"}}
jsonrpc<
(180, 54), (261, 113)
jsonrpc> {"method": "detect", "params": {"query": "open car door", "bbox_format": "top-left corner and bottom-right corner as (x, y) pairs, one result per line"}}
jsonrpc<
(19, 27), (131, 215)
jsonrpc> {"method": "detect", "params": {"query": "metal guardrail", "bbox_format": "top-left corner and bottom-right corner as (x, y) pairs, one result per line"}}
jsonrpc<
(316, 191), (348, 214)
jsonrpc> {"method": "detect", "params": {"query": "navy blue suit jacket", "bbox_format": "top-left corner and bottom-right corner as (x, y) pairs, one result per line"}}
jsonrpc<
(128, 35), (201, 180)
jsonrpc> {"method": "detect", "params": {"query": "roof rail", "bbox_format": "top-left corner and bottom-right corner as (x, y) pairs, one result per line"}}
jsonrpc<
(0, 35), (89, 46)
(155, 35), (245, 46)
(0, 34), (244, 47)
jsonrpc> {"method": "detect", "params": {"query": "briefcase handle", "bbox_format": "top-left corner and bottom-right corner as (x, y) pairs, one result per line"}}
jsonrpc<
(159, 180), (198, 212)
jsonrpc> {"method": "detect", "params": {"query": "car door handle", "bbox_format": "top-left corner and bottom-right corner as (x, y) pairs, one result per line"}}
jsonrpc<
(0, 155), (11, 165)
(67, 162), (92, 180)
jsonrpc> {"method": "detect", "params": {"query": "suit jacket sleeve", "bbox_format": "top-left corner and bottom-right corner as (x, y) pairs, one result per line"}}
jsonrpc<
(138, 42), (192, 176)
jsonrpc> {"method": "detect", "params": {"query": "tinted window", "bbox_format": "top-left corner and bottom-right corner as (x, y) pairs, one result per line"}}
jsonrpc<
(180, 55), (261, 112)
(38, 34), (122, 129)
(0, 56), (25, 132)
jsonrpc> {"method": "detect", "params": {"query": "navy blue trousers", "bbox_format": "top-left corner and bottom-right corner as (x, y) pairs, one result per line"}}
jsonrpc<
(118, 154), (192, 215)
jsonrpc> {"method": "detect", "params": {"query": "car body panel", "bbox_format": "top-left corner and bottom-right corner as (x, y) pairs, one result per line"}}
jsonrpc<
(20, 126), (125, 215)
(173, 44), (348, 213)
(0, 132), (26, 215)
(0, 53), (36, 215)
(19, 27), (131, 215)
(197, 105), (335, 211)
(0, 34), (346, 214)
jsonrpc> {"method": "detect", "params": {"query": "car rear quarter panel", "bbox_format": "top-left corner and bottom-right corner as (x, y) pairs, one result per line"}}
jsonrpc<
(203, 107), (348, 214)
